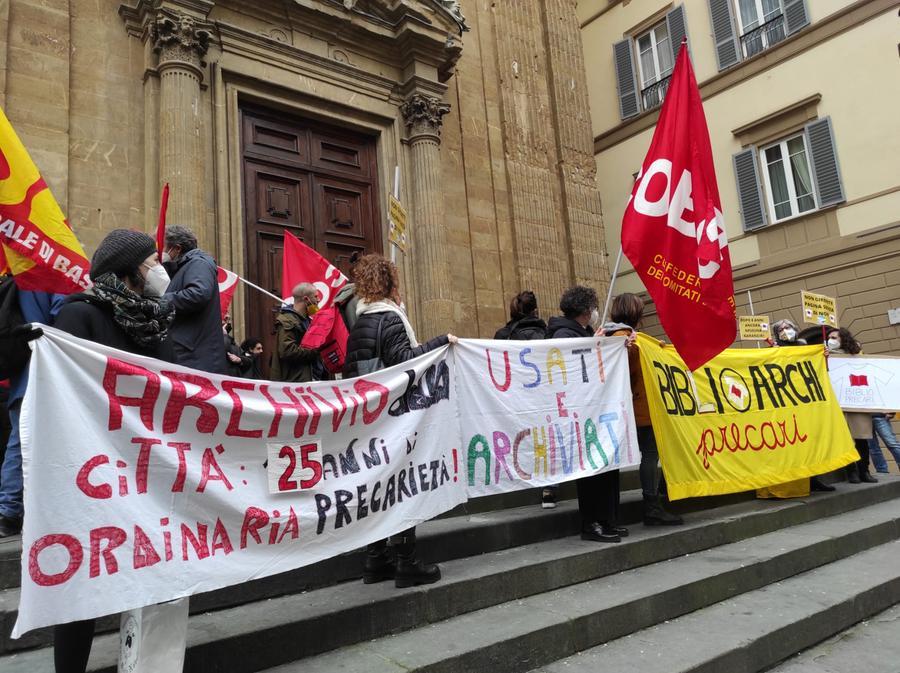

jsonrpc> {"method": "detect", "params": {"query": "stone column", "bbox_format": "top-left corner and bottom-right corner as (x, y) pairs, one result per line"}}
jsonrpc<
(401, 93), (452, 337)
(152, 10), (212, 244)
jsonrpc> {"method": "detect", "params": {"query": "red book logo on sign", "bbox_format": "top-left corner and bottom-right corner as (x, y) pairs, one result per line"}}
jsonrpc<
(849, 374), (868, 387)
(620, 42), (736, 371)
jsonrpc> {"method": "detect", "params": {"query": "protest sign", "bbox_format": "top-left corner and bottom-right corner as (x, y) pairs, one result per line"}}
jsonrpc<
(388, 194), (408, 253)
(15, 327), (463, 636)
(454, 337), (639, 497)
(636, 335), (858, 500)
(738, 315), (770, 341)
(828, 354), (900, 413)
(801, 290), (837, 327)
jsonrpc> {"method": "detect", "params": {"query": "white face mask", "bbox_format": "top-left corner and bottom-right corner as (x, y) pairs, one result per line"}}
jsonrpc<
(142, 263), (170, 297)
(589, 308), (601, 329)
(827, 337), (841, 350)
(781, 328), (796, 341)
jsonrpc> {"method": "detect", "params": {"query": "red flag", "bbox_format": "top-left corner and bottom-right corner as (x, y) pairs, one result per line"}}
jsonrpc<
(156, 183), (169, 256)
(217, 266), (238, 318)
(281, 230), (348, 309)
(621, 42), (736, 371)
(849, 374), (868, 387)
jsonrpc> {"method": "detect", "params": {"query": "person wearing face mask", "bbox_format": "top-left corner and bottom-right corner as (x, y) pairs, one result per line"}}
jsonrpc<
(222, 313), (252, 377)
(546, 285), (625, 543)
(52, 229), (175, 673)
(162, 224), (227, 374)
(825, 327), (877, 484)
(270, 282), (324, 382)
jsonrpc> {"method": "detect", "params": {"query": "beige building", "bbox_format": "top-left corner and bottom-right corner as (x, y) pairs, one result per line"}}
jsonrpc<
(0, 0), (609, 353)
(579, 0), (900, 353)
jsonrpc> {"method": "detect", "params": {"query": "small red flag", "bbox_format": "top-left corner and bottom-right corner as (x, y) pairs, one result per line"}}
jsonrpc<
(281, 231), (348, 309)
(156, 183), (169, 256)
(217, 266), (238, 318)
(621, 42), (736, 371)
(849, 374), (868, 387)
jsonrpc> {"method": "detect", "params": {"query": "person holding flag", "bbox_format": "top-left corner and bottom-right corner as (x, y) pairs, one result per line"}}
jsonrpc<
(271, 282), (324, 382)
(618, 38), (736, 371)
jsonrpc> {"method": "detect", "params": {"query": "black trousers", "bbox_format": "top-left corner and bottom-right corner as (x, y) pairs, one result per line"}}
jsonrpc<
(54, 619), (95, 673)
(576, 469), (620, 528)
(855, 438), (871, 474)
(367, 526), (416, 557)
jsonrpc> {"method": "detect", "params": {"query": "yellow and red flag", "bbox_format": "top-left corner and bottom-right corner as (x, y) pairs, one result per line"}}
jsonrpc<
(0, 107), (91, 292)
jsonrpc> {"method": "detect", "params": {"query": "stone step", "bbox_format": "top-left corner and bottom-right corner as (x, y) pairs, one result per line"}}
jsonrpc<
(0, 481), (757, 654)
(2, 480), (893, 672)
(531, 540), (900, 673)
(766, 603), (900, 673)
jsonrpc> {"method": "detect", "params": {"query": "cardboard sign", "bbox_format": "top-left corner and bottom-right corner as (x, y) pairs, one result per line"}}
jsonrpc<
(801, 291), (837, 327)
(739, 315), (771, 341)
(828, 354), (900, 413)
(388, 194), (408, 253)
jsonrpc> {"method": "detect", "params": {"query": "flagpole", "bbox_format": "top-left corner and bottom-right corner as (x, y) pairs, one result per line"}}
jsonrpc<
(746, 289), (761, 348)
(390, 165), (400, 264)
(237, 275), (284, 304)
(600, 245), (623, 326)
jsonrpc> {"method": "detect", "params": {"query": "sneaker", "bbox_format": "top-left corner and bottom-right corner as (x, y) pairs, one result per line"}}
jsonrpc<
(541, 488), (557, 509)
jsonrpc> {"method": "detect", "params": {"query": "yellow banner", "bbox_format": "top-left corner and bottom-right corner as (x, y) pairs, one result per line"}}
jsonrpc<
(636, 334), (858, 500)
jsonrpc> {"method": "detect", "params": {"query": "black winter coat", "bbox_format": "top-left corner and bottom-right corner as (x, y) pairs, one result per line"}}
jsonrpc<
(546, 315), (593, 339)
(494, 315), (547, 340)
(224, 332), (252, 377)
(342, 311), (448, 378)
(164, 248), (226, 374)
(54, 294), (174, 361)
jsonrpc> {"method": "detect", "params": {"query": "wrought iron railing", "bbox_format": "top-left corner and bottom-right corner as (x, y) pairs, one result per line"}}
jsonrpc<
(740, 13), (786, 59)
(641, 74), (672, 111)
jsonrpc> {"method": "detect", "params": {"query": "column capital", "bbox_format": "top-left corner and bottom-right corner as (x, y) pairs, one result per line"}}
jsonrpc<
(151, 8), (214, 75)
(400, 94), (451, 143)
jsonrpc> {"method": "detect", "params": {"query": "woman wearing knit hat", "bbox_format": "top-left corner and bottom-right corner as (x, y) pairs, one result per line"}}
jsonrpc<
(51, 228), (175, 673)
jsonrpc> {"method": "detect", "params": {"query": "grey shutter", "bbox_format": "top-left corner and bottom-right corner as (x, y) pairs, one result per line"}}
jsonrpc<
(805, 117), (845, 207)
(708, 0), (741, 71)
(733, 147), (767, 231)
(666, 5), (689, 63)
(783, 0), (810, 35)
(613, 39), (640, 120)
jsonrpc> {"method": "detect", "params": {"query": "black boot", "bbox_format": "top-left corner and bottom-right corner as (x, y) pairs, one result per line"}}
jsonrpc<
(847, 463), (861, 484)
(860, 469), (878, 483)
(362, 541), (395, 584)
(810, 476), (836, 492)
(393, 531), (440, 588)
(643, 495), (683, 526)
(580, 521), (620, 543)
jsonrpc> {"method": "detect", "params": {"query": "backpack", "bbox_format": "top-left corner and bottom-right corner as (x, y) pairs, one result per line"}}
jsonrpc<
(0, 275), (30, 379)
(301, 306), (349, 375)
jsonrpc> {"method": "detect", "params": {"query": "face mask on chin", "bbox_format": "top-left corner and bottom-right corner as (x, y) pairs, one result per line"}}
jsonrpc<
(142, 263), (170, 297)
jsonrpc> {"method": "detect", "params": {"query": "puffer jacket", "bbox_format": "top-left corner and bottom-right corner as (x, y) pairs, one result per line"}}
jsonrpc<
(494, 315), (547, 340)
(342, 311), (448, 378)
(545, 315), (592, 339)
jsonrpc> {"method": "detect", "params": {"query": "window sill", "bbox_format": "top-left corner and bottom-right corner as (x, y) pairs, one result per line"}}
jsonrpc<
(742, 202), (840, 235)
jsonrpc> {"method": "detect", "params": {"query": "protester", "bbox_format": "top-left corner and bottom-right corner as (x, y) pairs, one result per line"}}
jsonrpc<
(271, 283), (324, 382)
(52, 228), (175, 673)
(0, 380), (9, 476)
(335, 250), (362, 331)
(0, 289), (64, 537)
(604, 293), (682, 526)
(826, 327), (877, 483)
(547, 285), (625, 543)
(871, 413), (900, 472)
(494, 291), (547, 340)
(222, 313), (251, 377)
(163, 224), (226, 373)
(240, 337), (265, 379)
(342, 253), (456, 587)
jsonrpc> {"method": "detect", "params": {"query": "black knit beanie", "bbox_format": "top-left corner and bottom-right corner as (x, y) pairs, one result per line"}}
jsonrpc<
(91, 229), (157, 279)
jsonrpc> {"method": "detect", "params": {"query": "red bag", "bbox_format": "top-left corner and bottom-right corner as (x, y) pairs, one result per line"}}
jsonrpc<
(301, 306), (349, 374)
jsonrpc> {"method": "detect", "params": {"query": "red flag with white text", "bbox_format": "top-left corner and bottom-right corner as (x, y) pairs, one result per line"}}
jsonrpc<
(217, 266), (238, 318)
(620, 43), (736, 371)
(281, 230), (348, 310)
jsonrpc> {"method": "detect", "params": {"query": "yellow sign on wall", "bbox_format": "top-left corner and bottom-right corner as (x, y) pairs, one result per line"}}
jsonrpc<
(801, 290), (837, 327)
(738, 315), (770, 340)
(636, 335), (857, 500)
(388, 194), (408, 253)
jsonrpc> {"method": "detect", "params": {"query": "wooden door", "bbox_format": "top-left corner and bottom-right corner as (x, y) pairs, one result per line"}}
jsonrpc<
(241, 107), (381, 375)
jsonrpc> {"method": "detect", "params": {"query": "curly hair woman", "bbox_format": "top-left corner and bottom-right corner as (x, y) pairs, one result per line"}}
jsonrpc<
(342, 253), (457, 587)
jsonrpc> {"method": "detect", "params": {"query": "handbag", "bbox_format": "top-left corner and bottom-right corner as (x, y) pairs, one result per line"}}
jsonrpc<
(355, 314), (386, 375)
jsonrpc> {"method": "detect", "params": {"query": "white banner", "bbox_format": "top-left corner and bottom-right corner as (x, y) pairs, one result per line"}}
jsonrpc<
(454, 337), (639, 497)
(828, 354), (900, 413)
(16, 327), (463, 636)
(15, 329), (637, 636)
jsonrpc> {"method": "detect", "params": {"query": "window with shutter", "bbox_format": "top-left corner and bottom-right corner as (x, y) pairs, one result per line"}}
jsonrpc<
(805, 117), (845, 208)
(708, 0), (741, 71)
(613, 39), (640, 120)
(666, 6), (689, 63)
(783, 0), (810, 35)
(733, 147), (767, 231)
